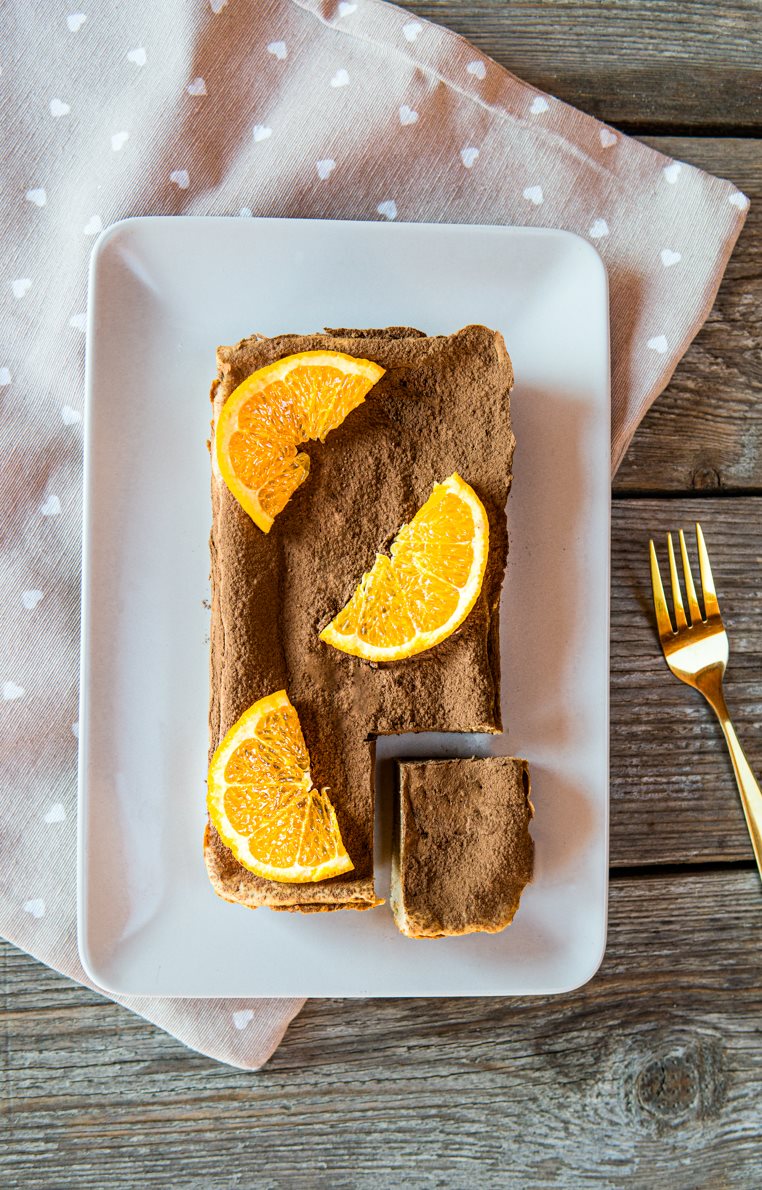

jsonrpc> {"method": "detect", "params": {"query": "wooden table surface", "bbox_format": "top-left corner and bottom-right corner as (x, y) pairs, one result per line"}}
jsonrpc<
(3, 3), (761, 1186)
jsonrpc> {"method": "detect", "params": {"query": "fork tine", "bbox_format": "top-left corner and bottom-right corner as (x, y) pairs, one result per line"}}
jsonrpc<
(679, 529), (703, 624)
(649, 540), (674, 638)
(695, 523), (720, 619)
(666, 533), (688, 630)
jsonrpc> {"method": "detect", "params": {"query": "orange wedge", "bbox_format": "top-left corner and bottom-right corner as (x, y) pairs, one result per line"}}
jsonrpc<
(320, 473), (489, 662)
(207, 690), (354, 883)
(215, 350), (385, 532)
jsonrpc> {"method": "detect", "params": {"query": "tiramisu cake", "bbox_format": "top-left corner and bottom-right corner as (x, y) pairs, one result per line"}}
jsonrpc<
(391, 757), (534, 938)
(205, 325), (516, 913)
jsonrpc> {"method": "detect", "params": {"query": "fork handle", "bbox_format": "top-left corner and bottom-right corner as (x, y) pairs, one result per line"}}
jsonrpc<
(709, 694), (762, 881)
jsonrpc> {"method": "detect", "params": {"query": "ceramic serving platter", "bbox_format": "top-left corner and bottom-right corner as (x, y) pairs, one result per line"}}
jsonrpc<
(78, 216), (610, 997)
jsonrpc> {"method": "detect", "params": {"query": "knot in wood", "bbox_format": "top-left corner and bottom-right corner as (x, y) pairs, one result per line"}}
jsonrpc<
(690, 465), (721, 490)
(633, 1037), (726, 1127)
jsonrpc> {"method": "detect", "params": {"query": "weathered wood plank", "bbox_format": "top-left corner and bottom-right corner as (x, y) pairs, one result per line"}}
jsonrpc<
(615, 138), (762, 494)
(2, 870), (760, 1187)
(611, 498), (762, 865)
(376, 14), (762, 491)
(397, 1), (762, 132)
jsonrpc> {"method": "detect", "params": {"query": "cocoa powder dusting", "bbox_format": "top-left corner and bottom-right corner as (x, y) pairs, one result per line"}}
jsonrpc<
(393, 757), (534, 937)
(205, 325), (515, 909)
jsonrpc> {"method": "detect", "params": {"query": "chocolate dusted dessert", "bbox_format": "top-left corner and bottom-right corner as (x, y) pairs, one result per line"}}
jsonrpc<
(391, 757), (534, 938)
(206, 325), (515, 911)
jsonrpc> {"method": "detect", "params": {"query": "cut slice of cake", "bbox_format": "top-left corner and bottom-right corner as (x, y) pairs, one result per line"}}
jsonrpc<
(391, 757), (534, 938)
(206, 326), (515, 912)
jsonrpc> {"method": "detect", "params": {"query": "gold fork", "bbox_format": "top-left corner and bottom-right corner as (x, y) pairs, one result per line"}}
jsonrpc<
(649, 523), (762, 879)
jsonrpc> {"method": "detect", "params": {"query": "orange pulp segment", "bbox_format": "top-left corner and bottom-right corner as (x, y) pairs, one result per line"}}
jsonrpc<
(319, 473), (489, 662)
(207, 690), (354, 883)
(215, 351), (385, 532)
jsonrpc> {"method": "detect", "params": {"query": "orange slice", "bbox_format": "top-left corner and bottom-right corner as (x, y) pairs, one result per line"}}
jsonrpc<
(207, 690), (354, 883)
(215, 351), (385, 532)
(320, 473), (489, 662)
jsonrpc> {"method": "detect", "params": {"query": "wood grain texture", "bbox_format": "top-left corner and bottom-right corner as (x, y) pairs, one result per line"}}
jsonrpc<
(396, 0), (762, 131)
(2, 871), (761, 1187)
(611, 498), (762, 864)
(615, 138), (762, 494)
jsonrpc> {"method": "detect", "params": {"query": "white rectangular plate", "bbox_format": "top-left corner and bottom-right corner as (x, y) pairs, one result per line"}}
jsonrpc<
(79, 216), (610, 998)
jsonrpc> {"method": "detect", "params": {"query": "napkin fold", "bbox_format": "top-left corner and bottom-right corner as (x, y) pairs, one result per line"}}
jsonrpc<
(0, 0), (747, 1069)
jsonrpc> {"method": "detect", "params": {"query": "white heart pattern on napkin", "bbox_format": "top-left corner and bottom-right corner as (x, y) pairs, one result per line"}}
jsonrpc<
(69, 312), (87, 331)
(111, 130), (129, 151)
(127, 47), (146, 66)
(44, 803), (66, 824)
(316, 159), (336, 180)
(187, 77), (207, 96)
(660, 248), (681, 267)
(663, 162), (682, 184)
(170, 169), (190, 189)
(3, 681), (25, 700)
(83, 215), (102, 235)
(233, 1009), (254, 1029)
(50, 98), (70, 118)
(61, 404), (82, 424)
(239, 207), (252, 217)
(24, 899), (45, 918)
(12, 278), (32, 299)
(399, 105), (418, 126)
(26, 188), (47, 207)
(729, 192), (749, 210)
(330, 68), (350, 87)
(209, 0), (228, 13)
(71, 722), (79, 739)
(377, 200), (397, 221)
(40, 494), (61, 516)
(523, 185), (544, 205)
(402, 20), (422, 41)
(460, 147), (479, 169)
(0, 368), (11, 385)
(67, 13), (86, 32)
(21, 590), (44, 609)
(267, 41), (287, 60)
(648, 335), (668, 353)
(599, 128), (617, 149)
(466, 60), (486, 80)
(338, 2), (357, 16)
(252, 124), (272, 142)
(589, 218), (609, 239)
(530, 96), (549, 114)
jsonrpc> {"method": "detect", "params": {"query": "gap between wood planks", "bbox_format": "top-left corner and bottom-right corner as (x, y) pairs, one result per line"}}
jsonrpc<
(622, 124), (762, 139)
(609, 858), (757, 879)
(614, 489), (762, 500)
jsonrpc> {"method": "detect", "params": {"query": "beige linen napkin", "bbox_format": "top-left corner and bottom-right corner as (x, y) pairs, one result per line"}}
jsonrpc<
(0, 0), (748, 1070)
